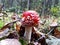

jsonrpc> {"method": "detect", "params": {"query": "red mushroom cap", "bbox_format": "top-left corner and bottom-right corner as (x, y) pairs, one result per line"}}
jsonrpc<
(22, 10), (40, 27)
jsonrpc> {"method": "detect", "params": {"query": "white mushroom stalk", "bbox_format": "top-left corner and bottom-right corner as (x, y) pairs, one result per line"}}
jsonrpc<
(24, 27), (32, 43)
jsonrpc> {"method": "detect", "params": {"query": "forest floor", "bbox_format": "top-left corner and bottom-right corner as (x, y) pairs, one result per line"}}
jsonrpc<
(0, 12), (60, 45)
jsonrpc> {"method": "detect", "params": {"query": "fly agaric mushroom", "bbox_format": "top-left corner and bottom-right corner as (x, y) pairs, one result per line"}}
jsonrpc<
(21, 10), (40, 43)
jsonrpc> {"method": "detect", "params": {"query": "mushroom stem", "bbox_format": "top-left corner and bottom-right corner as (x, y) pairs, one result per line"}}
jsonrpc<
(24, 27), (32, 43)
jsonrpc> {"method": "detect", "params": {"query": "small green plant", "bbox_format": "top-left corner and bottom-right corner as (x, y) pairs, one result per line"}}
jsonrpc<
(51, 6), (59, 17)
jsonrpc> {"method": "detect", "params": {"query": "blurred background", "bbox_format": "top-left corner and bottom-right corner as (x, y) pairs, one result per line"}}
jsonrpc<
(0, 0), (59, 16)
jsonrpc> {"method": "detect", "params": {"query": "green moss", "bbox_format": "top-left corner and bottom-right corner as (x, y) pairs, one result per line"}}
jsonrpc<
(0, 20), (4, 28)
(19, 38), (27, 45)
